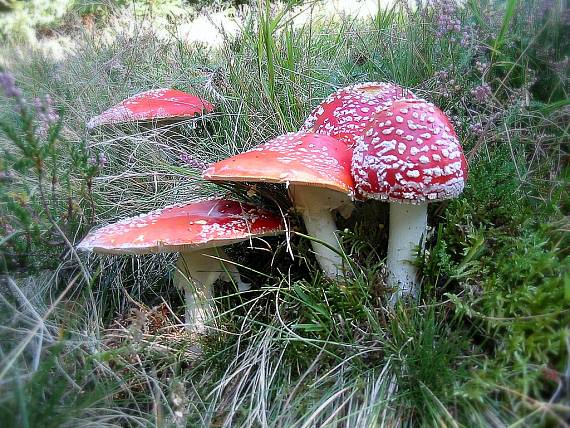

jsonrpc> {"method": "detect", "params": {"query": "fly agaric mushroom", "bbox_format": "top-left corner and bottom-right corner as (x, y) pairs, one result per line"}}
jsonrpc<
(351, 99), (467, 306)
(203, 131), (354, 279)
(301, 82), (414, 147)
(77, 198), (284, 331)
(87, 88), (214, 129)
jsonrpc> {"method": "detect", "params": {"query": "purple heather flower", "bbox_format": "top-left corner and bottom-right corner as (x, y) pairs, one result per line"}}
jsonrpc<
(36, 95), (59, 124)
(475, 61), (489, 75)
(3, 222), (15, 235)
(33, 97), (43, 111)
(471, 83), (492, 103)
(34, 94), (60, 139)
(435, 70), (449, 81)
(433, 69), (455, 98)
(0, 71), (25, 113)
(180, 153), (209, 171)
(180, 153), (208, 171)
(0, 170), (14, 182)
(469, 122), (484, 136)
(0, 72), (23, 99)
(431, 0), (471, 45)
(88, 152), (108, 169)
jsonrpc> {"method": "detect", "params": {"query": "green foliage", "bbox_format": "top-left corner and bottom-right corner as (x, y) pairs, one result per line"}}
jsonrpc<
(386, 307), (472, 423)
(452, 225), (569, 372)
(463, 147), (530, 225)
(288, 275), (376, 336)
(481, 0), (570, 102)
(0, 0), (72, 41)
(421, 145), (569, 389)
(0, 90), (97, 272)
(0, 343), (116, 428)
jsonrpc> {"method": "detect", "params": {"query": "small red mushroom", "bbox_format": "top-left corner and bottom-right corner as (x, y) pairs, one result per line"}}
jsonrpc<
(351, 98), (467, 305)
(203, 131), (355, 279)
(77, 198), (284, 331)
(301, 82), (414, 147)
(87, 88), (214, 129)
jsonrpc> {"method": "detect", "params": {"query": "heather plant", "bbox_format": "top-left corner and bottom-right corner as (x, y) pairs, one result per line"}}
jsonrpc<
(0, 71), (98, 273)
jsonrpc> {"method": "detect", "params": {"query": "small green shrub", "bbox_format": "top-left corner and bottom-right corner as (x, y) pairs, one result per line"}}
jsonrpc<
(0, 73), (98, 273)
(421, 144), (569, 391)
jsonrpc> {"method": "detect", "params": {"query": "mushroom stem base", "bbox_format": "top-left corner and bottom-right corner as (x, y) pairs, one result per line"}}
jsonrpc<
(174, 248), (249, 332)
(386, 203), (427, 307)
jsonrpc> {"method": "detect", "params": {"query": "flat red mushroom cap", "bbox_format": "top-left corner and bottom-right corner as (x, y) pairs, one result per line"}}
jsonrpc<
(77, 199), (284, 255)
(351, 99), (468, 203)
(202, 132), (355, 195)
(87, 88), (214, 129)
(300, 82), (415, 147)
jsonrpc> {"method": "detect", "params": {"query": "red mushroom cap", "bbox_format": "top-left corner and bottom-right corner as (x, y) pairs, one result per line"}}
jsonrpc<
(351, 99), (467, 203)
(87, 88), (214, 129)
(300, 82), (415, 147)
(77, 199), (284, 255)
(203, 131), (355, 195)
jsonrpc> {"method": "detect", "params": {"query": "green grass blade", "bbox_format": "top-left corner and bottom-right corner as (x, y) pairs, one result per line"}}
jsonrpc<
(492, 0), (518, 62)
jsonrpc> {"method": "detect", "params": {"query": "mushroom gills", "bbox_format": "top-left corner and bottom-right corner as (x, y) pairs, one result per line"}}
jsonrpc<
(174, 247), (250, 332)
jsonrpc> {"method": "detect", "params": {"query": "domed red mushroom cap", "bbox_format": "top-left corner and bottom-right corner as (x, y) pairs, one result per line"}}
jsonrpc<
(351, 99), (467, 203)
(87, 88), (214, 129)
(77, 198), (284, 255)
(203, 132), (356, 279)
(300, 82), (414, 147)
(203, 131), (354, 194)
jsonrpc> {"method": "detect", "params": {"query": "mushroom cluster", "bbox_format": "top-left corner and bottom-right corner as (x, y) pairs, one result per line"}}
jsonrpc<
(79, 82), (467, 332)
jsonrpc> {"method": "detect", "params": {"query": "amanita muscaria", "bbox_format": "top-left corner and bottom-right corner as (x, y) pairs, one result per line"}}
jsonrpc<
(87, 88), (214, 129)
(301, 82), (414, 147)
(351, 98), (467, 305)
(203, 131), (354, 279)
(77, 198), (284, 331)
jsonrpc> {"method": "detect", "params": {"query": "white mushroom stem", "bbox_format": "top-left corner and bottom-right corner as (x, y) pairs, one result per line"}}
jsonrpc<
(387, 202), (428, 307)
(174, 247), (250, 332)
(289, 185), (352, 280)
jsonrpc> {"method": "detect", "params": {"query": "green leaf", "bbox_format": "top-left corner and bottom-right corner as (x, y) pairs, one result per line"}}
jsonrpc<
(292, 323), (326, 332)
(536, 98), (570, 115)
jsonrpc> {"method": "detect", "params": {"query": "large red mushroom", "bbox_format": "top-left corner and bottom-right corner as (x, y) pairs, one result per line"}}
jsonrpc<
(351, 98), (467, 305)
(78, 198), (284, 331)
(87, 88), (214, 129)
(203, 132), (355, 279)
